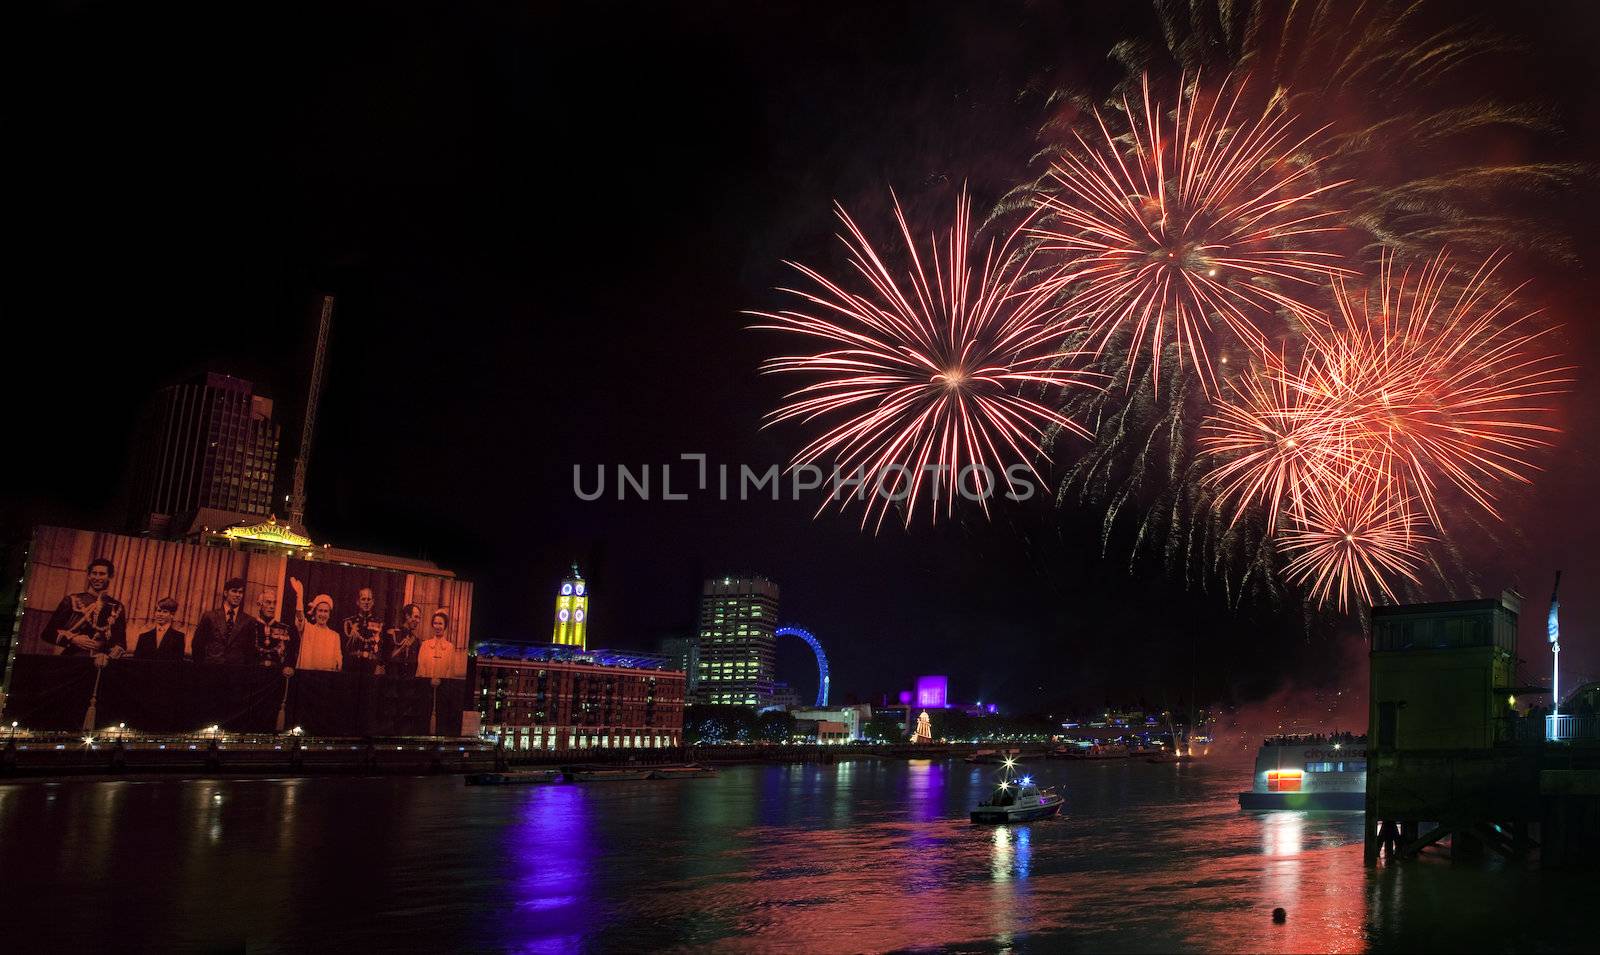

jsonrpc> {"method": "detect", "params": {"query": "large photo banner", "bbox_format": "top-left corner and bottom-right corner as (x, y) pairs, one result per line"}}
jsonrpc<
(5, 526), (473, 734)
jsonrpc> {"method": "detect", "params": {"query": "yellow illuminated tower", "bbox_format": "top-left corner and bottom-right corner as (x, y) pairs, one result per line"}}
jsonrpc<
(551, 563), (588, 649)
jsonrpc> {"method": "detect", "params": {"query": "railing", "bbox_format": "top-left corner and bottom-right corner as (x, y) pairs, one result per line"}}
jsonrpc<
(1546, 714), (1600, 741)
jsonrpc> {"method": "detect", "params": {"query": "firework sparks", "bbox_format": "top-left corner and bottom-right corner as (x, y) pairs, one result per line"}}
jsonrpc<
(1200, 250), (1569, 609)
(1296, 251), (1572, 526)
(1277, 469), (1430, 614)
(1033, 73), (1347, 391)
(1199, 355), (1358, 533)
(750, 192), (1099, 530)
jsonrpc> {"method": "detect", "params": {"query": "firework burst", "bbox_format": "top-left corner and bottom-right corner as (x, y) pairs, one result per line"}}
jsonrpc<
(1297, 251), (1572, 526)
(997, 0), (1580, 611)
(1032, 73), (1347, 392)
(1277, 468), (1430, 613)
(750, 192), (1100, 530)
(1201, 250), (1569, 610)
(1091, 0), (1583, 259)
(1199, 354), (1357, 534)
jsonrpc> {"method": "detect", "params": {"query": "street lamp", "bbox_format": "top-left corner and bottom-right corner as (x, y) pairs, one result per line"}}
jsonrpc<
(1548, 571), (1562, 740)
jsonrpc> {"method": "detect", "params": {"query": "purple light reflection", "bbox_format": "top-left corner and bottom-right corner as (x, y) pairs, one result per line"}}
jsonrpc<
(507, 784), (593, 953)
(904, 759), (946, 824)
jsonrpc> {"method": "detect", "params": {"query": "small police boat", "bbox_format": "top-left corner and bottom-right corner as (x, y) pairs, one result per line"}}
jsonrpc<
(970, 761), (1064, 824)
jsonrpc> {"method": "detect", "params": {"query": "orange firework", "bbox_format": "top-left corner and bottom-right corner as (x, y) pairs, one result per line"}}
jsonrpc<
(1033, 73), (1347, 392)
(1277, 467), (1430, 613)
(750, 191), (1100, 530)
(1199, 354), (1357, 533)
(1201, 250), (1569, 611)
(1295, 251), (1572, 526)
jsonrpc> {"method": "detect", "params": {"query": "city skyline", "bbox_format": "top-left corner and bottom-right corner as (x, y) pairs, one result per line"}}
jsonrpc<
(9, 1), (1599, 714)
(8, 4), (1600, 952)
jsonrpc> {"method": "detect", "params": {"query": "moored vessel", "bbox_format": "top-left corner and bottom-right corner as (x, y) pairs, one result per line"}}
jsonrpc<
(465, 769), (562, 786)
(648, 764), (718, 780)
(566, 766), (654, 782)
(964, 748), (1020, 764)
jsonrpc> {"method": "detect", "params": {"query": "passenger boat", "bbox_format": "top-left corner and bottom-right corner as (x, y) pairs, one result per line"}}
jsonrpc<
(648, 765), (718, 780)
(1237, 735), (1366, 811)
(970, 767), (1064, 824)
(464, 769), (562, 786)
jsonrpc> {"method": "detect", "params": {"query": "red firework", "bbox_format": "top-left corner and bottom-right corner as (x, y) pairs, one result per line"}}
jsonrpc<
(1199, 353), (1359, 533)
(1276, 467), (1430, 613)
(749, 192), (1099, 530)
(1202, 250), (1569, 611)
(1033, 73), (1347, 391)
(1295, 251), (1572, 525)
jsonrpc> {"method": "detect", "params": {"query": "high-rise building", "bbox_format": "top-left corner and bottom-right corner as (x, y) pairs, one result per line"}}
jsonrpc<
(658, 635), (701, 695)
(695, 575), (779, 705)
(551, 563), (589, 649)
(127, 373), (282, 537)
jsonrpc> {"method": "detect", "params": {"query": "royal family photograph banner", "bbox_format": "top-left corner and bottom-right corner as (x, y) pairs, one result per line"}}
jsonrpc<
(5, 526), (472, 734)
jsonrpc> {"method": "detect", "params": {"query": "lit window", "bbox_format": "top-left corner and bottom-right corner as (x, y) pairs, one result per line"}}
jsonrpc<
(1266, 770), (1302, 792)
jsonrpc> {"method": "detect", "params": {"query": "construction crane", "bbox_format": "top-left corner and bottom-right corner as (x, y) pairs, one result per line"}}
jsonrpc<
(288, 294), (334, 532)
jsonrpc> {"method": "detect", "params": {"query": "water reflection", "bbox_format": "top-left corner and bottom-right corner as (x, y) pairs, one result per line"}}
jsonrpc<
(904, 759), (945, 822)
(508, 784), (591, 953)
(0, 759), (1591, 952)
(989, 824), (1031, 883)
(1261, 811), (1305, 856)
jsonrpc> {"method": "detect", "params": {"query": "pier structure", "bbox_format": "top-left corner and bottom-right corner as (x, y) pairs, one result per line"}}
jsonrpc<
(1364, 592), (1600, 867)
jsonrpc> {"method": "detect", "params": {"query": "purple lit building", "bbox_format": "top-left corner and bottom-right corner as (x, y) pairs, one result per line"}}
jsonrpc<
(914, 675), (948, 709)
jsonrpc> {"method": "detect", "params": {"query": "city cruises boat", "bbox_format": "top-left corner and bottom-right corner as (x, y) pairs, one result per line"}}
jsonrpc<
(464, 769), (562, 786)
(566, 767), (654, 782)
(1237, 735), (1366, 811)
(648, 765), (718, 780)
(970, 769), (1064, 824)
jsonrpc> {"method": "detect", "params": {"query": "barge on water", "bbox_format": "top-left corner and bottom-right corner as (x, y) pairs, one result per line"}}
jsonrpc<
(465, 769), (562, 786)
(1238, 735), (1366, 811)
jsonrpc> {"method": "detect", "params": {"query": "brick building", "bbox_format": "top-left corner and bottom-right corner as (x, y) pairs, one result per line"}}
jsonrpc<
(473, 644), (686, 751)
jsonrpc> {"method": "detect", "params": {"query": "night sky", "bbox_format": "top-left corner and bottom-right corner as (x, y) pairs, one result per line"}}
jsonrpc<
(12, 1), (1600, 712)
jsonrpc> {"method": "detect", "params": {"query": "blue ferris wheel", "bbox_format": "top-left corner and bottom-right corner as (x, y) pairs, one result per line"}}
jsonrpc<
(774, 626), (829, 707)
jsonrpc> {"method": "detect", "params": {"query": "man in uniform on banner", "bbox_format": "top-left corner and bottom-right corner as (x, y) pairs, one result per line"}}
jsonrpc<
(382, 603), (422, 678)
(193, 577), (260, 665)
(259, 620), (296, 667)
(39, 557), (127, 657)
(341, 587), (383, 674)
(253, 588), (295, 667)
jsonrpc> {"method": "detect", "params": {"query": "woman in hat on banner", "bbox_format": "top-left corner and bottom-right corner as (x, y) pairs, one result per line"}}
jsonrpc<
(287, 577), (342, 671)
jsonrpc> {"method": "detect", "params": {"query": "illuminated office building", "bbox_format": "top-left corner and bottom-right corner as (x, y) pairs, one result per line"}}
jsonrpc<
(551, 564), (589, 649)
(695, 575), (779, 705)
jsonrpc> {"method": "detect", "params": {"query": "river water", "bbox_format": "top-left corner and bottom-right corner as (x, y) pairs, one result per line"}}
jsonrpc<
(0, 756), (1587, 952)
